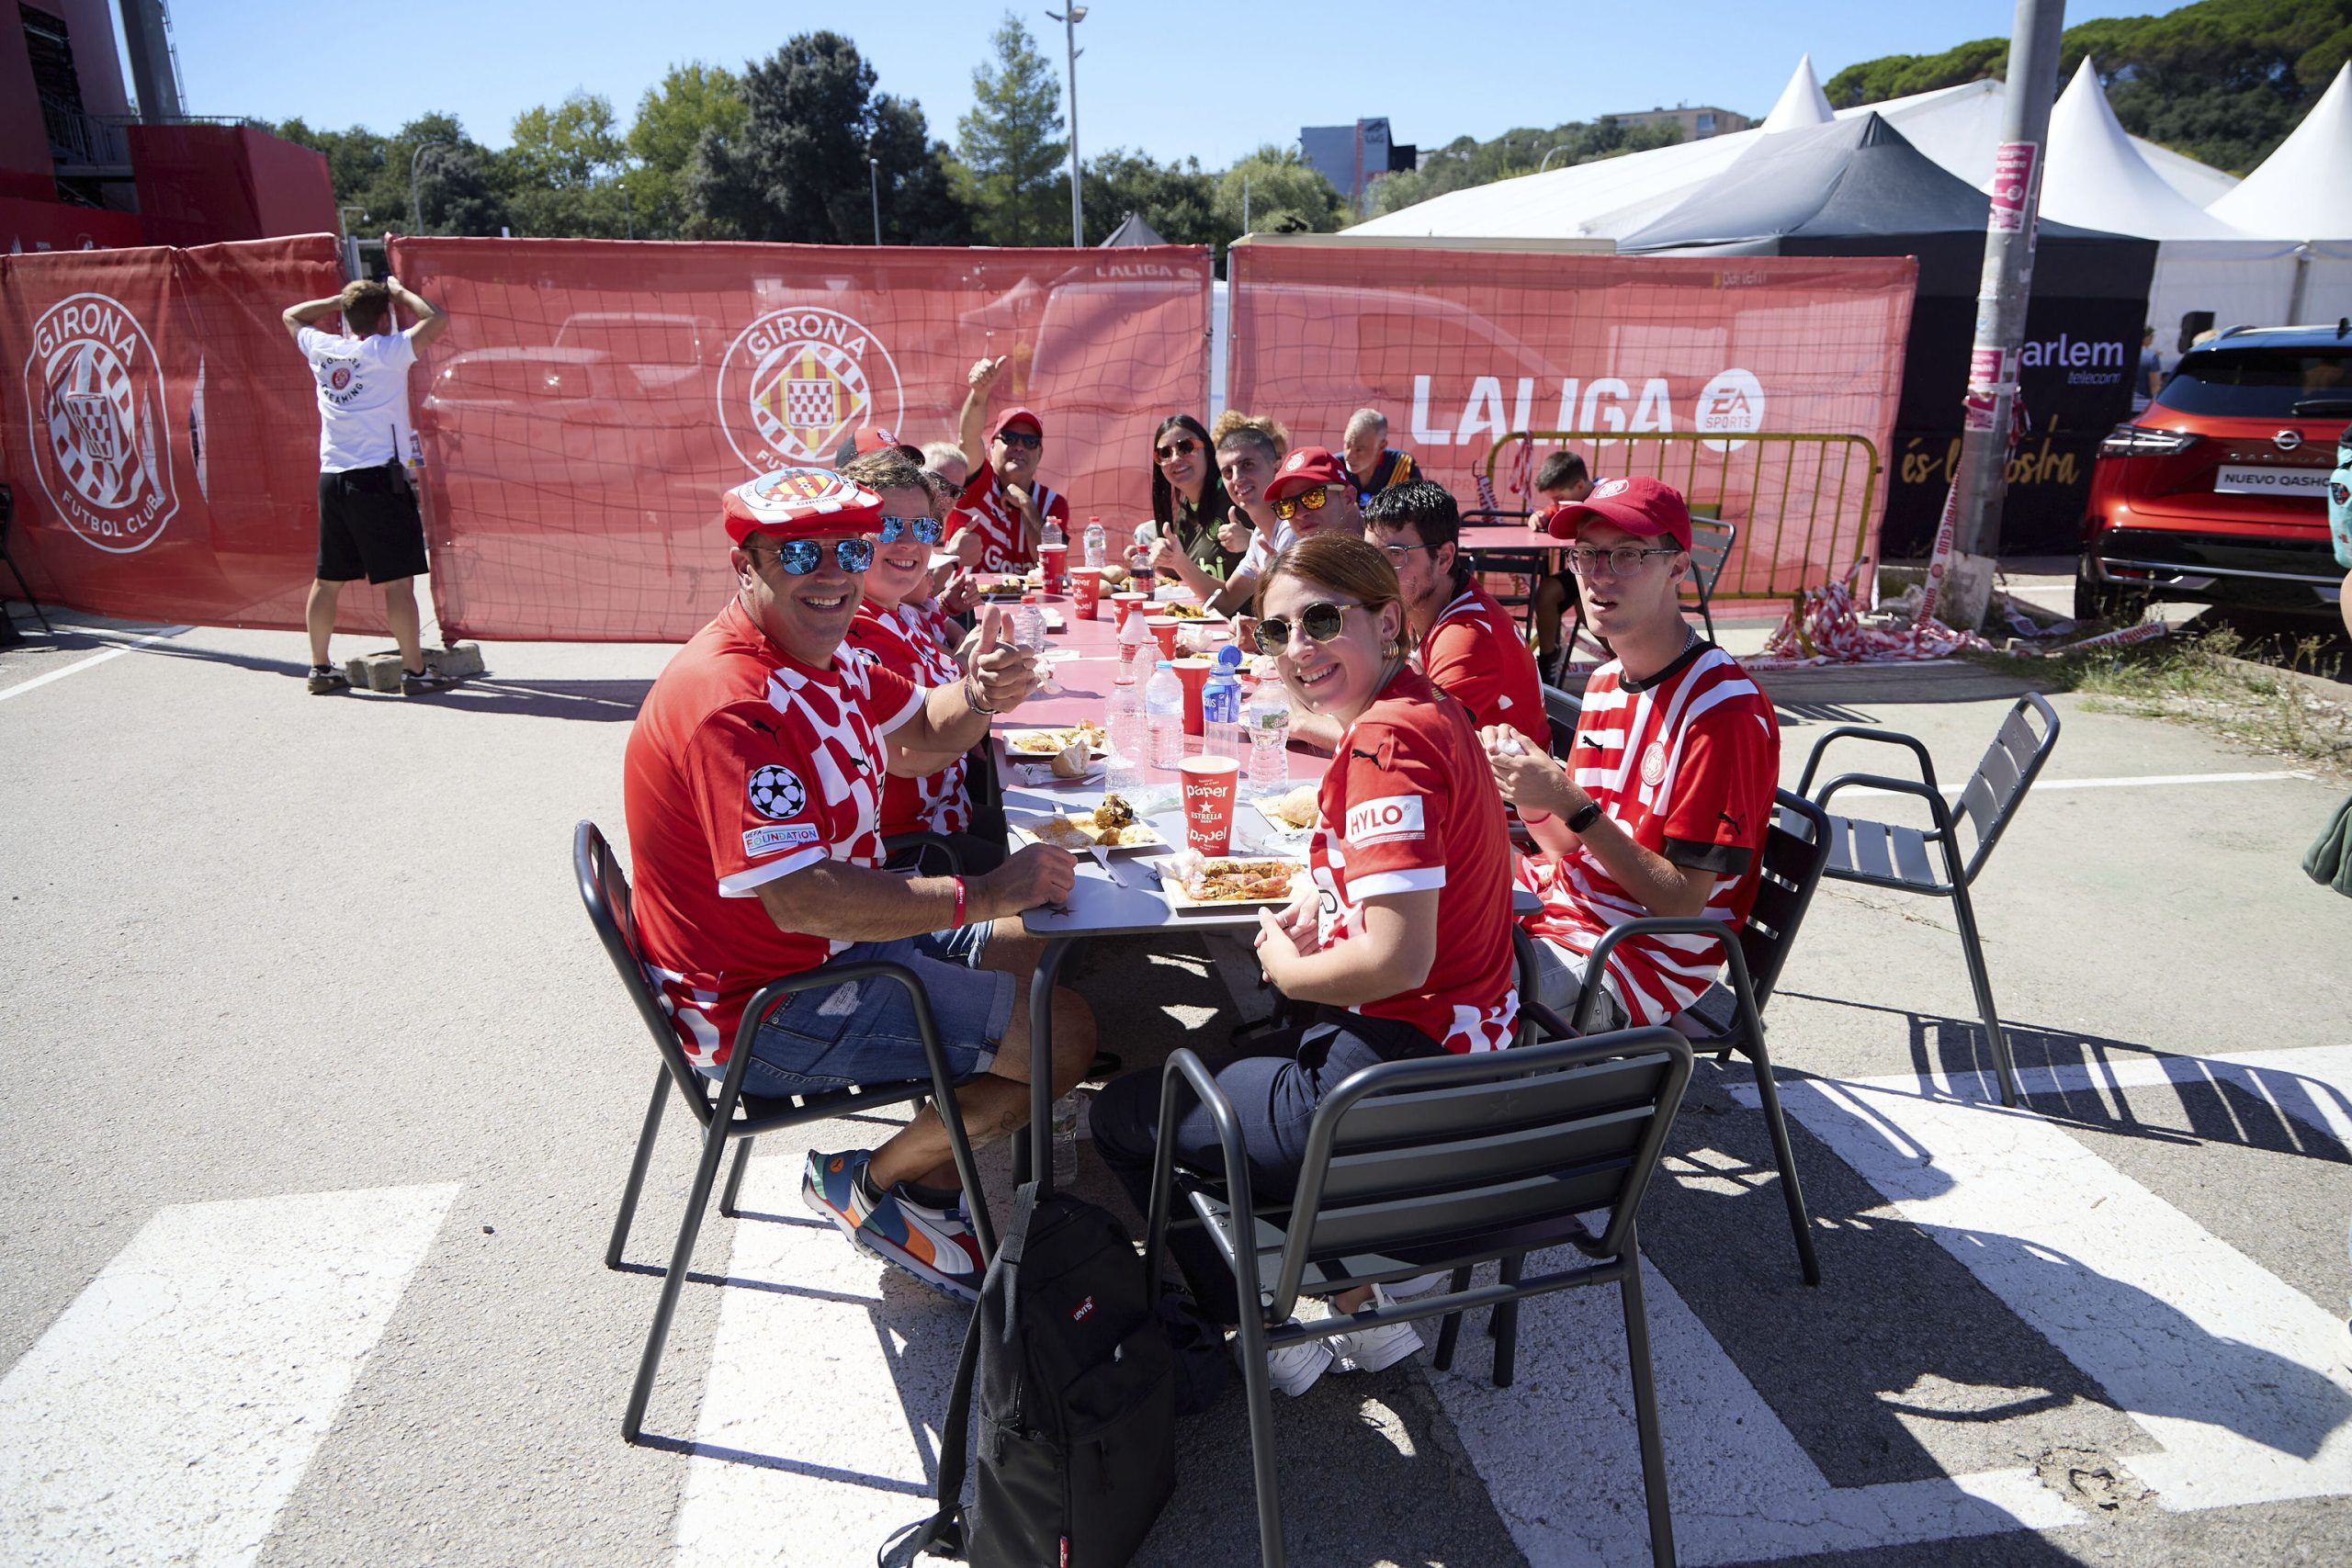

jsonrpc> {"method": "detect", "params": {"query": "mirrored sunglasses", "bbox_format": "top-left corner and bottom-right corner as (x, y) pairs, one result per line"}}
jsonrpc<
(755, 537), (875, 575)
(1271, 484), (1336, 522)
(876, 514), (944, 545)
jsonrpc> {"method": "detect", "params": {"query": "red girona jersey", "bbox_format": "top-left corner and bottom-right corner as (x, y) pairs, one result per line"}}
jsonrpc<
(1308, 665), (1518, 1054)
(1517, 641), (1780, 1024)
(847, 599), (970, 836)
(1420, 580), (1546, 747)
(944, 460), (1069, 573)
(623, 599), (922, 1066)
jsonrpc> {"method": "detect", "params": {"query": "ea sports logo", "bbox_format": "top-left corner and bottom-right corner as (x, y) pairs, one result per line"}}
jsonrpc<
(1695, 368), (1766, 455)
(746, 764), (808, 820)
(718, 306), (904, 472)
(22, 291), (178, 554)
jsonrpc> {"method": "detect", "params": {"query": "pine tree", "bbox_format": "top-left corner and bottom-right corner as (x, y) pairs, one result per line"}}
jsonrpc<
(956, 13), (1069, 246)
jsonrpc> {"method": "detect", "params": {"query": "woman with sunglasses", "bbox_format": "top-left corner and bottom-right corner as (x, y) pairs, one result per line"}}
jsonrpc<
(841, 452), (1001, 870)
(1135, 413), (1239, 598)
(1089, 534), (1518, 1393)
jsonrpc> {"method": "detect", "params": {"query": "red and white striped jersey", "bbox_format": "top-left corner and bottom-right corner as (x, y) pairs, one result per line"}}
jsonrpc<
(848, 600), (971, 837)
(944, 459), (1069, 573)
(1518, 641), (1780, 1024)
(624, 600), (922, 1067)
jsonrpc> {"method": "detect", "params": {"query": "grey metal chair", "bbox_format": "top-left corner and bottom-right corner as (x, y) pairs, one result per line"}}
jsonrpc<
(1539, 681), (1584, 756)
(573, 820), (995, 1444)
(1568, 791), (1834, 1285)
(1145, 1024), (1693, 1568)
(1795, 694), (2062, 1108)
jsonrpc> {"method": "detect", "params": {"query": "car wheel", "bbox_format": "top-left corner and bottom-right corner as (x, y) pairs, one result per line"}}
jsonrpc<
(2074, 566), (2146, 626)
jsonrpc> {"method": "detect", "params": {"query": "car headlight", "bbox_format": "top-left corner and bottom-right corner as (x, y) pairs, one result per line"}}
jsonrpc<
(2098, 424), (2199, 458)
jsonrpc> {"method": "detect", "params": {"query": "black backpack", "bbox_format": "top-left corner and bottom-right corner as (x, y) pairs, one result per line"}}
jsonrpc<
(882, 1181), (1176, 1568)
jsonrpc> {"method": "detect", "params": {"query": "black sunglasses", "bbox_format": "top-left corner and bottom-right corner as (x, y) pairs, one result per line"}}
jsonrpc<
(876, 514), (944, 545)
(1155, 435), (1201, 462)
(752, 537), (875, 575)
(995, 428), (1043, 450)
(1251, 599), (1363, 655)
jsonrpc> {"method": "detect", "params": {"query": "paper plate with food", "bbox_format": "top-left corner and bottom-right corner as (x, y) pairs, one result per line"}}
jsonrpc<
(1001, 722), (1109, 760)
(1014, 794), (1166, 852)
(1157, 852), (1307, 913)
(1251, 784), (1319, 839)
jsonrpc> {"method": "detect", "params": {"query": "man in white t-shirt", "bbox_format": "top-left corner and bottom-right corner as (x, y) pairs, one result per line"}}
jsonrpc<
(280, 276), (450, 695)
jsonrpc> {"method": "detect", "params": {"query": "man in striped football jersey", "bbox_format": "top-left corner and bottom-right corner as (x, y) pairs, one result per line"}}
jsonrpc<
(1481, 476), (1781, 1028)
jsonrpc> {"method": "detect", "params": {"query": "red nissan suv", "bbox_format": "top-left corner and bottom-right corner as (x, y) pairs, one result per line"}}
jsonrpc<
(2077, 322), (2351, 621)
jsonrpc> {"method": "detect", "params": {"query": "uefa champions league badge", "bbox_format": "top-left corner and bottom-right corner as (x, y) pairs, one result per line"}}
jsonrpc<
(23, 292), (179, 553)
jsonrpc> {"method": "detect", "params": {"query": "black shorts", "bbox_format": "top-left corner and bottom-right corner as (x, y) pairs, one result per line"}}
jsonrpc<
(317, 464), (428, 584)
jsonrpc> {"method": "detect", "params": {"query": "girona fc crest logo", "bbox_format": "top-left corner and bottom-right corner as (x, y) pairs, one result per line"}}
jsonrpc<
(717, 306), (903, 471)
(22, 292), (177, 554)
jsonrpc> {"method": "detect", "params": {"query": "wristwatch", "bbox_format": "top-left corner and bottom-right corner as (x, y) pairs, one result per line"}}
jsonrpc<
(1566, 798), (1603, 834)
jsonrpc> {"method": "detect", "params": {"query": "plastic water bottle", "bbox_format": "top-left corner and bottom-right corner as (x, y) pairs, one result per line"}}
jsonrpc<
(1013, 596), (1046, 653)
(1106, 655), (1146, 791)
(1082, 515), (1107, 569)
(1248, 676), (1290, 790)
(1051, 1091), (1082, 1185)
(1203, 646), (1245, 762)
(1145, 660), (1185, 770)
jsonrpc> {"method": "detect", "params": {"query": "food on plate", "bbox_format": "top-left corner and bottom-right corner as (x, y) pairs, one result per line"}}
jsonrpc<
(1049, 738), (1092, 778)
(1092, 793), (1136, 830)
(1007, 721), (1108, 757)
(1159, 604), (1208, 620)
(1263, 785), (1318, 830)
(1185, 858), (1301, 902)
(1029, 809), (1161, 850)
(1099, 564), (1131, 588)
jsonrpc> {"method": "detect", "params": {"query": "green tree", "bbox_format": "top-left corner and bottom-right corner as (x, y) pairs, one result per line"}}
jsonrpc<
(502, 92), (630, 236)
(956, 12), (1069, 245)
(1079, 149), (1235, 249)
(626, 62), (748, 238)
(687, 30), (969, 243)
(1212, 145), (1346, 234)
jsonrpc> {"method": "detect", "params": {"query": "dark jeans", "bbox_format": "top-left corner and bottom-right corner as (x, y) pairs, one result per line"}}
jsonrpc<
(1089, 1010), (1444, 1325)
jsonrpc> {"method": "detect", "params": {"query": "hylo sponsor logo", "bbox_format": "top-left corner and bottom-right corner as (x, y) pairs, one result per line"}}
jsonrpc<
(22, 291), (178, 553)
(1344, 793), (1426, 845)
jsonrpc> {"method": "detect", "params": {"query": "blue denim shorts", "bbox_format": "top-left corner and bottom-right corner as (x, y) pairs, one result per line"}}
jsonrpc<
(715, 926), (1013, 1100)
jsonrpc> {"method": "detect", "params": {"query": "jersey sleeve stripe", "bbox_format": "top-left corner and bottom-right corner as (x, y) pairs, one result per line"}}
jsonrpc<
(1347, 866), (1448, 898)
(717, 845), (827, 897)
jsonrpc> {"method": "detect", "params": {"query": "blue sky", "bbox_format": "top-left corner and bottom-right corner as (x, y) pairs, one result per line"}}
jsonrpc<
(173, 0), (2190, 168)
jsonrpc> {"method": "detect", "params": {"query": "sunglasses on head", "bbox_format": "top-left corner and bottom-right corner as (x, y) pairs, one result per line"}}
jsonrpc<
(1251, 599), (1364, 655)
(995, 428), (1043, 450)
(1154, 434), (1200, 462)
(751, 536), (874, 575)
(1271, 483), (1338, 522)
(876, 514), (944, 546)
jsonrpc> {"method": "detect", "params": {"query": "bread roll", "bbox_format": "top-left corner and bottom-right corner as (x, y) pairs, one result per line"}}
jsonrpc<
(1049, 738), (1092, 778)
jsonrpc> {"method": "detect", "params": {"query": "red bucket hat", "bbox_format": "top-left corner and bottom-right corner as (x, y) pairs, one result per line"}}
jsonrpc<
(721, 467), (884, 546)
(1544, 475), (1693, 552)
(1263, 446), (1350, 502)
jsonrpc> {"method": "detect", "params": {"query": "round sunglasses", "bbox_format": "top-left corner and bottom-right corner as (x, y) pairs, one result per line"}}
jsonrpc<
(1251, 598), (1370, 656)
(1154, 435), (1201, 463)
(876, 514), (944, 546)
(1271, 483), (1340, 523)
(751, 537), (875, 575)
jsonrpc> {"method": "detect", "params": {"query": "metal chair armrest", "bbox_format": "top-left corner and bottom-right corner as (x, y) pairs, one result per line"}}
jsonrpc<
(1813, 772), (1962, 835)
(1142, 1048), (1265, 1314)
(1572, 916), (1758, 1044)
(1797, 726), (1940, 799)
(883, 831), (964, 875)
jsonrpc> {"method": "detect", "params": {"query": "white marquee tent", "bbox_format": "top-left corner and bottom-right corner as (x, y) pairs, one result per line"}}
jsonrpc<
(2206, 62), (2352, 328)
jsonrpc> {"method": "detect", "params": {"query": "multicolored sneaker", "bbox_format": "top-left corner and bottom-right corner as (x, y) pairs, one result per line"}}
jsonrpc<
(802, 1148), (984, 1303)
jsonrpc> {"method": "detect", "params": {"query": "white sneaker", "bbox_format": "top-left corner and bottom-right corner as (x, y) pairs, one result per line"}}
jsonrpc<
(1387, 1270), (1453, 1298)
(1251, 1324), (1334, 1396)
(1329, 1284), (1424, 1374)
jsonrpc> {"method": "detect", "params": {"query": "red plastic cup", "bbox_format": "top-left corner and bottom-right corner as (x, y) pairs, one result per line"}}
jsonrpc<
(1146, 615), (1182, 662)
(1069, 566), (1103, 620)
(1113, 591), (1148, 632)
(1173, 656), (1213, 737)
(1038, 542), (1069, 594)
(1177, 755), (1241, 854)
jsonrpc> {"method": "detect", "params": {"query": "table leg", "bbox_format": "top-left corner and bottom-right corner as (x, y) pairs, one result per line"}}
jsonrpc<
(1020, 935), (1081, 1192)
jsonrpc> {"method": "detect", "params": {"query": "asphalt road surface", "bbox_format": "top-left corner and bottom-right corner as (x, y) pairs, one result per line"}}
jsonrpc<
(3, 609), (2347, 1568)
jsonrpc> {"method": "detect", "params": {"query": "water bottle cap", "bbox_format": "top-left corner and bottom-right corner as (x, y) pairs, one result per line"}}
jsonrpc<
(1214, 644), (1243, 671)
(1155, 659), (1173, 669)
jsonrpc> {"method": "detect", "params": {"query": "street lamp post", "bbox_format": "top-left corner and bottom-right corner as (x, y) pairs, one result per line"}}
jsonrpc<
(1537, 144), (1571, 174)
(409, 141), (451, 235)
(1045, 6), (1087, 247)
(869, 156), (882, 245)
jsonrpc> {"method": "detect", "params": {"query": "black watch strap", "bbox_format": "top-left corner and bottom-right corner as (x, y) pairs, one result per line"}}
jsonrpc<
(1566, 799), (1604, 834)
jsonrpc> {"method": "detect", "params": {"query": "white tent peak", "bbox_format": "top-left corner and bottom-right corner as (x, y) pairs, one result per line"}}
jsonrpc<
(2208, 60), (2352, 240)
(1761, 54), (1835, 132)
(2041, 55), (2253, 238)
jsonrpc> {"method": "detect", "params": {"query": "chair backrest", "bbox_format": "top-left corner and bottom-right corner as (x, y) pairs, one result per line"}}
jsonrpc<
(1686, 517), (1736, 606)
(573, 820), (717, 1113)
(1540, 682), (1584, 758)
(1743, 791), (1833, 1010)
(1952, 694), (2061, 884)
(1267, 1029), (1693, 1316)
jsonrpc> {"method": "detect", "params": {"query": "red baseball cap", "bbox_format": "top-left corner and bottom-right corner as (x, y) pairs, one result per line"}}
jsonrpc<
(1263, 446), (1350, 502)
(991, 408), (1045, 440)
(721, 467), (884, 546)
(831, 426), (923, 468)
(1544, 475), (1692, 552)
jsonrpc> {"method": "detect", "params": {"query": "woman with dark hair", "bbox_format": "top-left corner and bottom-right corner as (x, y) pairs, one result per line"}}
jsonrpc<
(1090, 533), (1518, 1394)
(1135, 413), (1240, 599)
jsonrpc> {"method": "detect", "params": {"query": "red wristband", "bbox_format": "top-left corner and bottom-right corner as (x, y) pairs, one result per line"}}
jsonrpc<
(952, 875), (967, 929)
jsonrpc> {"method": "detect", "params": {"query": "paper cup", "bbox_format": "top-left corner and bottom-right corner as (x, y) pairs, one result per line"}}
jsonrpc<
(1173, 656), (1213, 737)
(1146, 615), (1182, 662)
(1113, 592), (1148, 632)
(1177, 754), (1240, 854)
(1038, 542), (1069, 594)
(1069, 566), (1103, 619)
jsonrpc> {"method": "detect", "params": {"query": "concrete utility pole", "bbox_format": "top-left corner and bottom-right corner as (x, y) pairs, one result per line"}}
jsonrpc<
(869, 156), (882, 245)
(1046, 6), (1088, 246)
(1946, 0), (2067, 633)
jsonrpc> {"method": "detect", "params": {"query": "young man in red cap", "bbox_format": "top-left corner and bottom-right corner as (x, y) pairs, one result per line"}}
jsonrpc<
(946, 355), (1069, 574)
(623, 466), (1097, 1301)
(1481, 476), (1781, 1030)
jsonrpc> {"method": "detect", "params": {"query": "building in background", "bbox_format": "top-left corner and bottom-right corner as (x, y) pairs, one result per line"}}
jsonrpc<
(1603, 104), (1753, 140)
(1300, 118), (1419, 218)
(2, 0), (332, 253)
